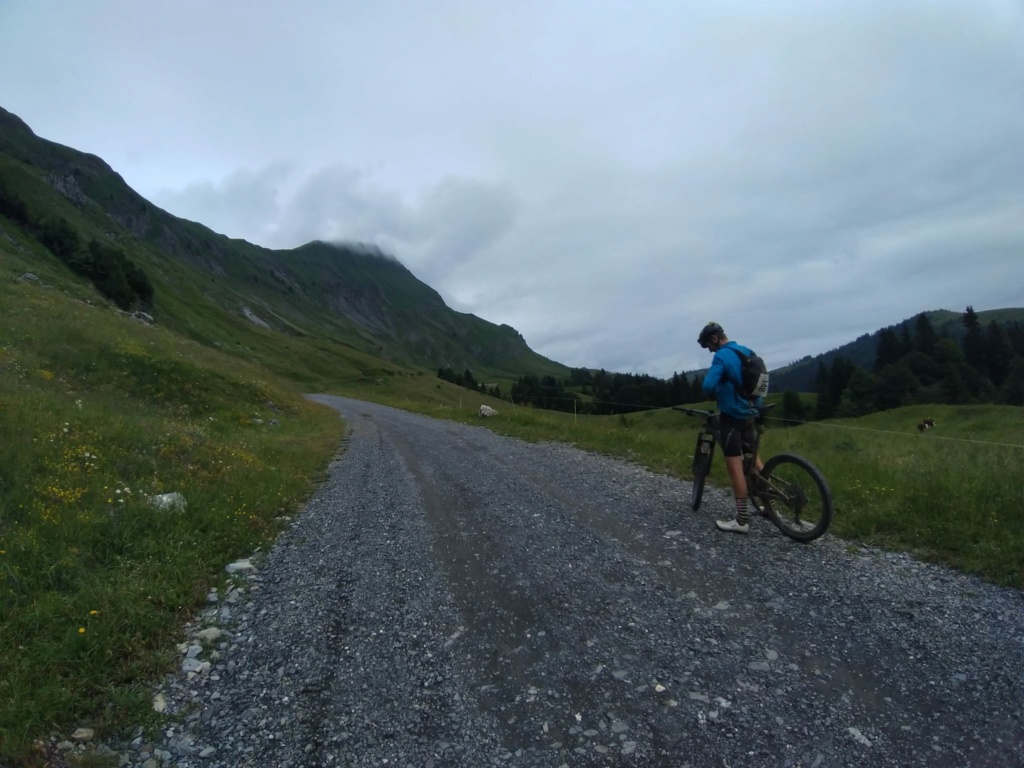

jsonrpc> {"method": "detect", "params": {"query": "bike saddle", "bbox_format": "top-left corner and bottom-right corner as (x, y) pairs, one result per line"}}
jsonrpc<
(756, 402), (777, 416)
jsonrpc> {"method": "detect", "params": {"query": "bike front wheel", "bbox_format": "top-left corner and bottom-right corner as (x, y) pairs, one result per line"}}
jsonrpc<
(691, 437), (714, 511)
(758, 453), (834, 542)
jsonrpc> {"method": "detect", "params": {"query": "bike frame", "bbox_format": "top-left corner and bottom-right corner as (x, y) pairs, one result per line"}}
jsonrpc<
(674, 405), (767, 487)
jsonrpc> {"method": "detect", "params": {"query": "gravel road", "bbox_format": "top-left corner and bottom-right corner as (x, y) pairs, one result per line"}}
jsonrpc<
(121, 396), (1024, 768)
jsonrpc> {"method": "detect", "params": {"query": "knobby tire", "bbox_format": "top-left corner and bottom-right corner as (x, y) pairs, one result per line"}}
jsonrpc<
(759, 453), (834, 542)
(691, 441), (713, 511)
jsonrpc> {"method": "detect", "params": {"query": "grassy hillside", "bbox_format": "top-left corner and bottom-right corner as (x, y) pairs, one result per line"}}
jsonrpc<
(0, 105), (570, 385)
(0, 247), (347, 763)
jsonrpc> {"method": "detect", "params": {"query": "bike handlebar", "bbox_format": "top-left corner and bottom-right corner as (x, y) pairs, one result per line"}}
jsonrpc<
(672, 403), (777, 418)
(671, 406), (716, 417)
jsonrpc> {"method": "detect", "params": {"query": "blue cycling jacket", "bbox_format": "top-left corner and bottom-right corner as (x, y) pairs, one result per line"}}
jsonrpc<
(701, 341), (762, 419)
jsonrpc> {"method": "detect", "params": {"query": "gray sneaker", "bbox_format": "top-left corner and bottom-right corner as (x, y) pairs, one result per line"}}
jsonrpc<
(716, 518), (750, 534)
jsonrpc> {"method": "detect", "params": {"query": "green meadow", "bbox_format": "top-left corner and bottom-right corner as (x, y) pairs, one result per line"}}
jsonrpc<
(0, 276), (343, 763)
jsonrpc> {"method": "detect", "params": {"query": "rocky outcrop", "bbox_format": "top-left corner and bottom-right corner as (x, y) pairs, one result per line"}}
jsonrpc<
(241, 306), (271, 330)
(45, 172), (88, 205)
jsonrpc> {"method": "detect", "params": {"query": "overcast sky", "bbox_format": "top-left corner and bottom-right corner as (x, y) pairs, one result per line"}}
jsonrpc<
(2, 1), (1022, 376)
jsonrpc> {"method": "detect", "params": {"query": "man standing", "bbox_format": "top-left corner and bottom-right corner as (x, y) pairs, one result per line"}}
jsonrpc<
(697, 322), (764, 534)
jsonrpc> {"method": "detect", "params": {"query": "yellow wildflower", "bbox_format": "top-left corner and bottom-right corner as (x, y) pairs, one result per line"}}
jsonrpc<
(78, 628), (86, 634)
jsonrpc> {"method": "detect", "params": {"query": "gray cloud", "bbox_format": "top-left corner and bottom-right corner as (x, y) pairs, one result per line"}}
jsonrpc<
(2, 0), (1022, 377)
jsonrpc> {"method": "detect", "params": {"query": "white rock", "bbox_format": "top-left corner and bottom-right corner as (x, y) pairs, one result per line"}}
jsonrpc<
(479, 404), (499, 417)
(241, 306), (270, 330)
(152, 693), (167, 713)
(71, 727), (94, 742)
(848, 727), (872, 747)
(225, 559), (256, 574)
(150, 492), (187, 511)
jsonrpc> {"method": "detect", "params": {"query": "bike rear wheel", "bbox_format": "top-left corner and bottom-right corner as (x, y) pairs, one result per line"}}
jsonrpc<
(758, 453), (833, 542)
(691, 436), (714, 511)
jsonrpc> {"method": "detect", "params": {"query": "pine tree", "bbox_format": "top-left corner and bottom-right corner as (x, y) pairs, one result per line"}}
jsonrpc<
(936, 338), (972, 404)
(914, 312), (938, 356)
(781, 390), (806, 425)
(898, 324), (914, 358)
(873, 328), (903, 373)
(983, 321), (1014, 388)
(813, 361), (833, 419)
(669, 372), (684, 405)
(828, 357), (855, 412)
(835, 367), (877, 418)
(1008, 322), (1024, 357)
(962, 306), (988, 378)
(874, 362), (921, 411)
(1001, 356), (1024, 405)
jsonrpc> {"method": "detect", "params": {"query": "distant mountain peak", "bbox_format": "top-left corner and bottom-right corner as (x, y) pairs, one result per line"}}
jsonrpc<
(303, 239), (403, 264)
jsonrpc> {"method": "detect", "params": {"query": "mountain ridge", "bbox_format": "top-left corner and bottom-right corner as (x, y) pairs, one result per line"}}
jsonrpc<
(0, 105), (569, 381)
(768, 307), (1024, 392)
(3, 105), (1021, 394)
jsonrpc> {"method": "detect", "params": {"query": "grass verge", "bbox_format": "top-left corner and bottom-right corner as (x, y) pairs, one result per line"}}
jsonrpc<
(0, 279), (343, 765)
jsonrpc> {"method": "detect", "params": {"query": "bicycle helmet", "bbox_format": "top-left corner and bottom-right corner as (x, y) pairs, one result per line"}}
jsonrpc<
(697, 321), (725, 349)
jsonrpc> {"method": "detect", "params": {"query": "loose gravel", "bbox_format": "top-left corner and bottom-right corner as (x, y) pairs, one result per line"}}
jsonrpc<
(108, 396), (1023, 768)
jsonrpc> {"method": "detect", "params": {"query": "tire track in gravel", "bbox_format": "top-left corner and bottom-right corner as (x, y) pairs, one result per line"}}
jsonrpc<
(365, 410), (670, 756)
(382, 422), (560, 748)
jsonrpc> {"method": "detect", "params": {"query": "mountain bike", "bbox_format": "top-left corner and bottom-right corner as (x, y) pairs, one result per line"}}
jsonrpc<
(673, 404), (834, 542)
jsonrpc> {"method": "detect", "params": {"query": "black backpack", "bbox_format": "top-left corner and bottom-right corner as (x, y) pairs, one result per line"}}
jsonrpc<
(728, 347), (770, 401)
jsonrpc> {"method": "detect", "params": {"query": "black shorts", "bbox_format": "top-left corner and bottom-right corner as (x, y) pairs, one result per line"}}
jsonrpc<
(719, 414), (755, 458)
